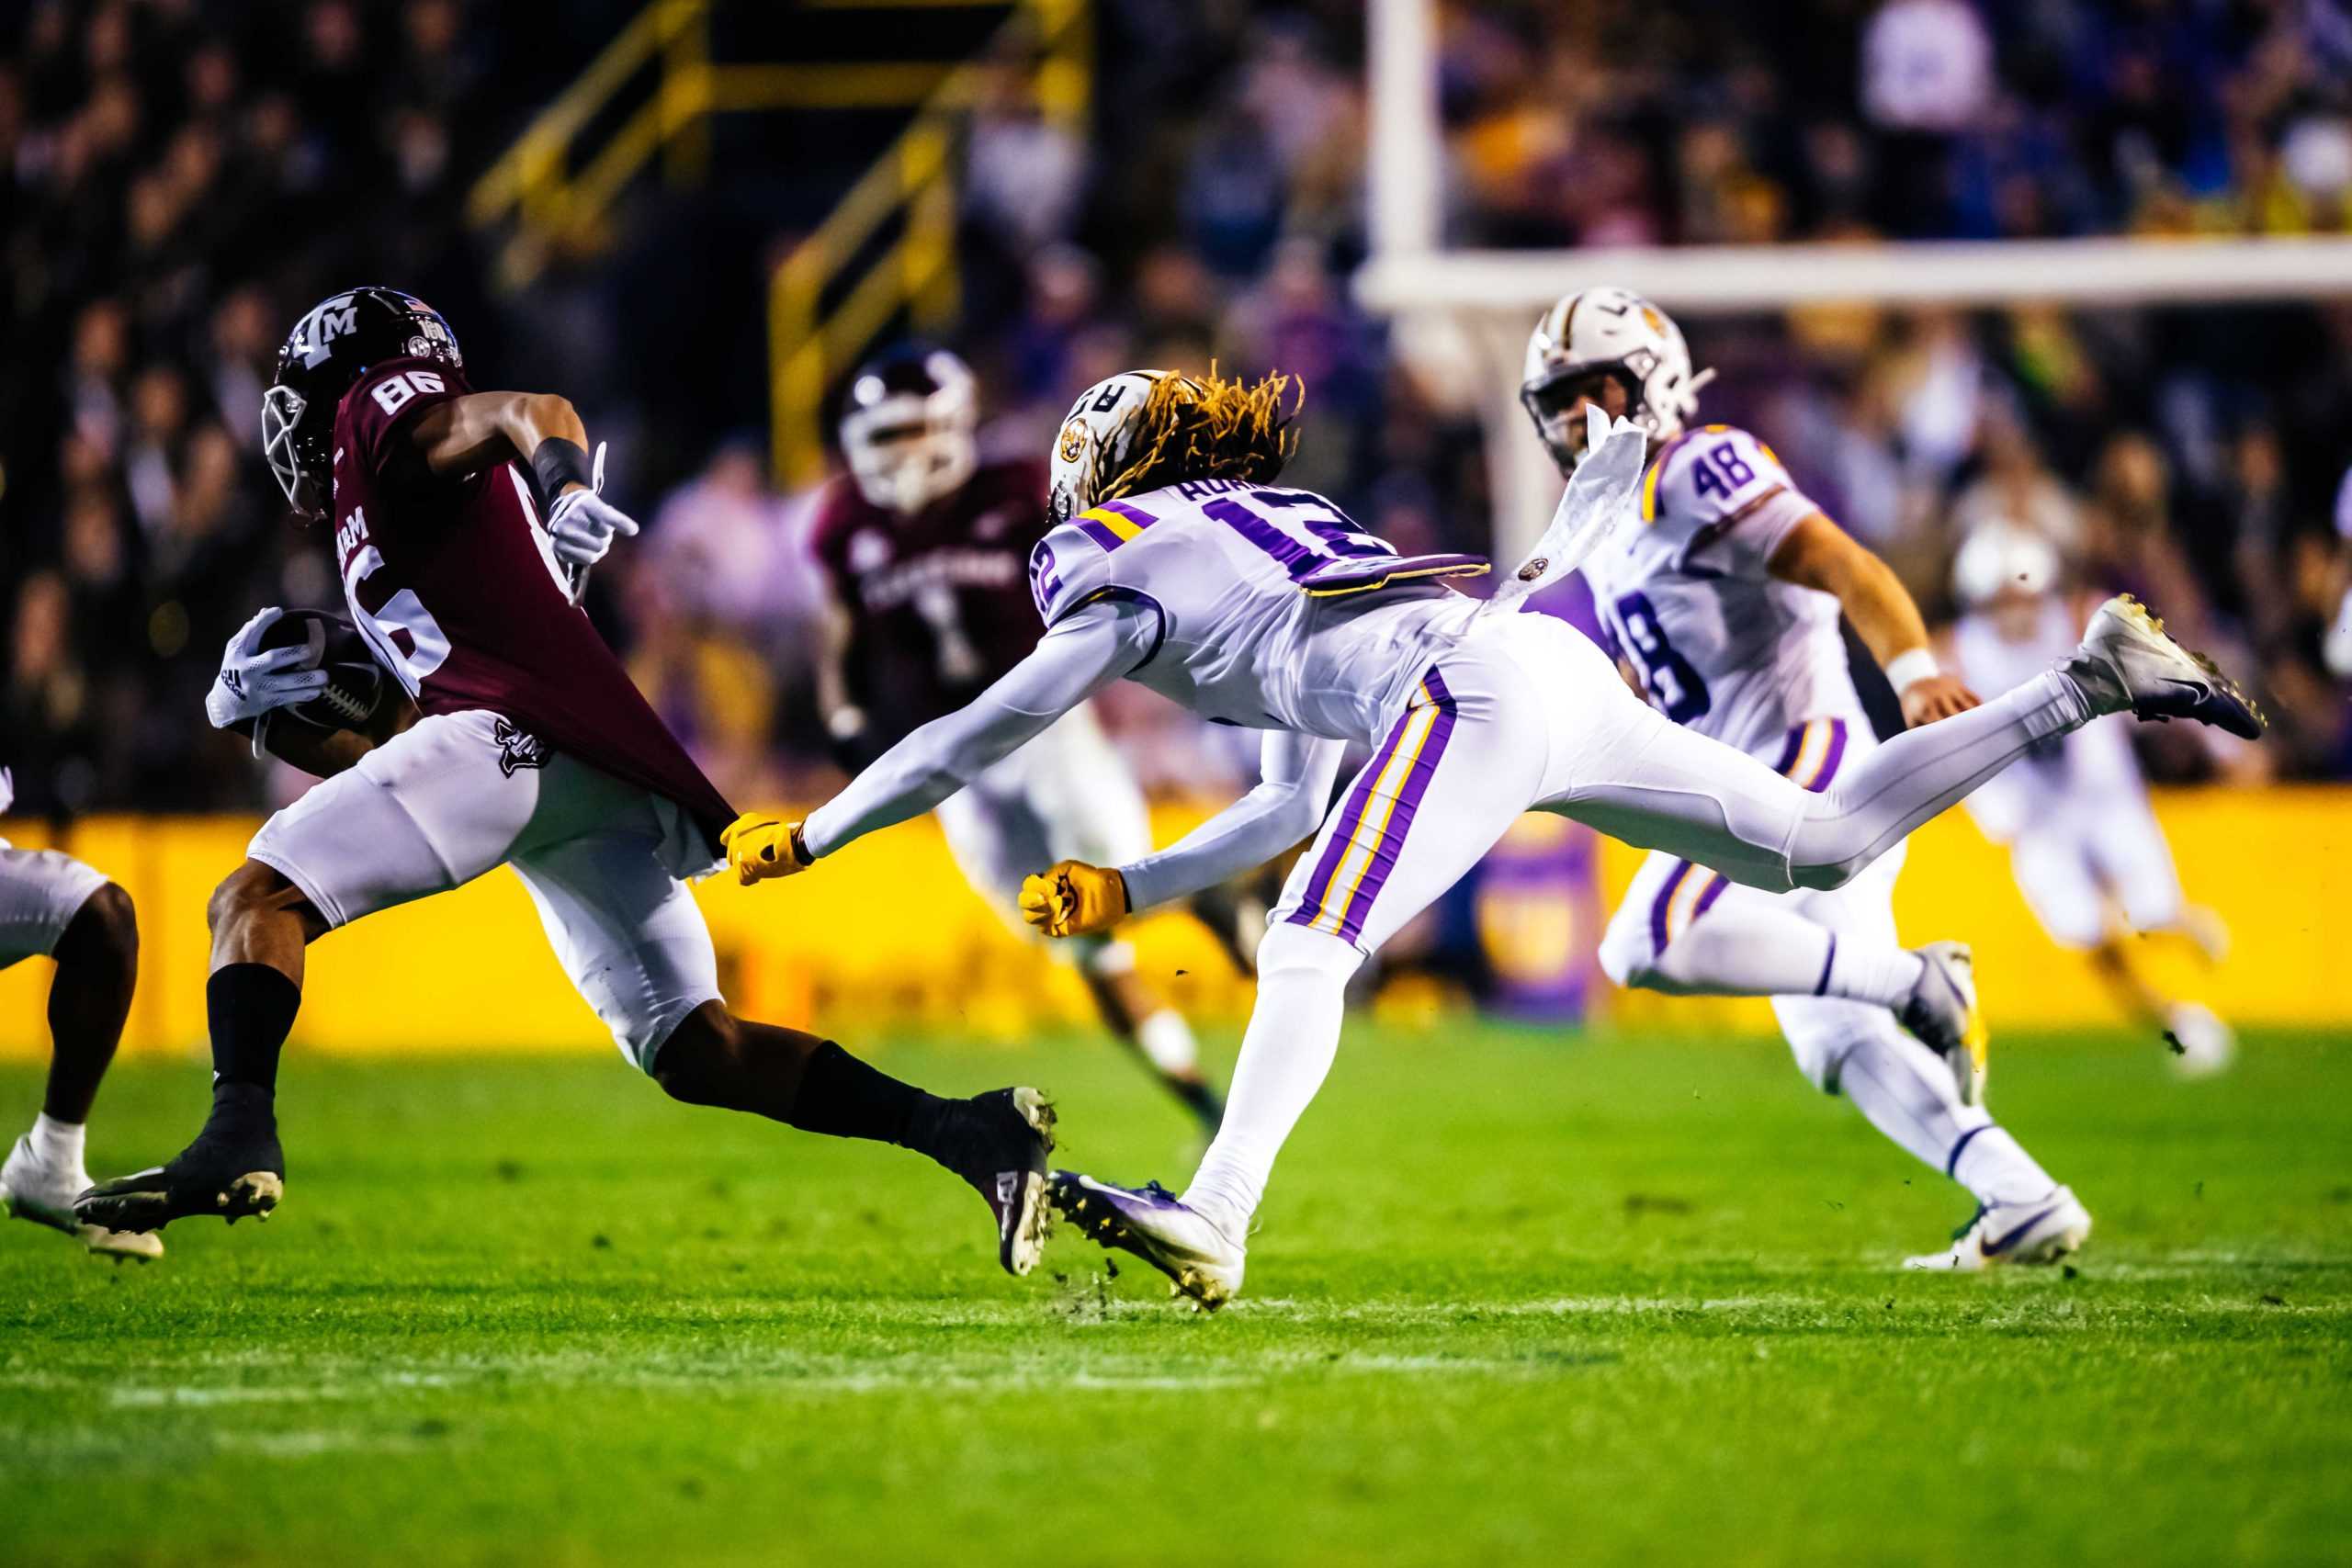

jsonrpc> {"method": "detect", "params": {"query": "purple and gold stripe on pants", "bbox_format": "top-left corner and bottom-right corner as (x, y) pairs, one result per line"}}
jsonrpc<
(1647, 857), (1731, 953)
(1770, 716), (1849, 794)
(1286, 670), (1460, 947)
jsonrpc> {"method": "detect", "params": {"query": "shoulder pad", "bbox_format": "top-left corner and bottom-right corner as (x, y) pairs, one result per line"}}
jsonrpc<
(1027, 521), (1118, 626)
(1642, 424), (1793, 539)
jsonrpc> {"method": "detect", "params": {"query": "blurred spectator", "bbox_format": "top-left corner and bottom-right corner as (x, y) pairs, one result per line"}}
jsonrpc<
(7, 0), (2352, 817)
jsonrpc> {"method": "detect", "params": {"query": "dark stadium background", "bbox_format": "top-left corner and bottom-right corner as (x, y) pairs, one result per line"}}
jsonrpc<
(6, 0), (2350, 824)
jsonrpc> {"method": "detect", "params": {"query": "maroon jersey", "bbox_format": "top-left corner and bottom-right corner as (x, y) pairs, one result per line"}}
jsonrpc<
(329, 356), (735, 852)
(808, 456), (1054, 741)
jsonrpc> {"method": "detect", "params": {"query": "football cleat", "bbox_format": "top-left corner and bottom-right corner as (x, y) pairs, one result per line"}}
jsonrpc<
(2, 1135), (163, 1261)
(2069, 594), (2265, 739)
(1899, 942), (1988, 1107)
(932, 1087), (1055, 1277)
(74, 1086), (284, 1234)
(2165, 1001), (2237, 1080)
(1905, 1186), (2092, 1271)
(1049, 1171), (1246, 1311)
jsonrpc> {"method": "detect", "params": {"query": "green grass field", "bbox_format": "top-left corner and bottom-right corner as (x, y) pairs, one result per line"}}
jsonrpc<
(3, 1022), (2346, 1565)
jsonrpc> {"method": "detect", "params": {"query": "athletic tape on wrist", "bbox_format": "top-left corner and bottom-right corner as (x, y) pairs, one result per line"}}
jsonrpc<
(1884, 648), (1942, 693)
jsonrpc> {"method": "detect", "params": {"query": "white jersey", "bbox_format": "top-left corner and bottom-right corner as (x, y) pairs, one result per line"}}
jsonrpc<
(1026, 479), (1490, 746)
(1581, 423), (1862, 765)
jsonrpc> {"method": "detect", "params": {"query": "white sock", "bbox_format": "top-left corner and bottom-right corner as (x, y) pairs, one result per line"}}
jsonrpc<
(1950, 1125), (2059, 1207)
(28, 1112), (84, 1169)
(1792, 671), (2095, 887)
(1835, 1032), (2052, 1205)
(1634, 888), (1923, 1008)
(1133, 1009), (1199, 1077)
(1822, 941), (1926, 1010)
(1181, 925), (1359, 1238)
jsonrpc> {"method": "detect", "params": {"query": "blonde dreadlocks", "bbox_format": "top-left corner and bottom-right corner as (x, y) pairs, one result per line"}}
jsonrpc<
(1097, 367), (1302, 502)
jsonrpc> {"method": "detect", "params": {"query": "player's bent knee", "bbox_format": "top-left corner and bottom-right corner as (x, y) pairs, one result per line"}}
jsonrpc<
(1256, 921), (1364, 985)
(648, 1001), (744, 1105)
(1787, 844), (1871, 893)
(1595, 917), (1656, 989)
(208, 859), (331, 944)
(207, 862), (273, 935)
(62, 881), (139, 973)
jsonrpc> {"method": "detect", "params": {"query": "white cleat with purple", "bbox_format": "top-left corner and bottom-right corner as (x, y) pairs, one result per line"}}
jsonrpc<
(1050, 1171), (1246, 1310)
(1899, 942), (1989, 1107)
(1905, 1185), (2091, 1271)
(2068, 594), (2265, 739)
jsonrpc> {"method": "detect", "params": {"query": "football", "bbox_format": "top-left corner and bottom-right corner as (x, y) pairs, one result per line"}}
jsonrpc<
(254, 607), (392, 737)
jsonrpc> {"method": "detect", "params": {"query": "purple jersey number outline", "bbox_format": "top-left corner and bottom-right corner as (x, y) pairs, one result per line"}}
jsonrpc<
(1201, 488), (1389, 581)
(1609, 590), (1712, 723)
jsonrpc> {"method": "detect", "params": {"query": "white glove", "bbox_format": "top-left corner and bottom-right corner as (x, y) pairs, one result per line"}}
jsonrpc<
(205, 608), (328, 730)
(1489, 407), (1650, 615)
(0, 766), (13, 817)
(545, 442), (637, 571)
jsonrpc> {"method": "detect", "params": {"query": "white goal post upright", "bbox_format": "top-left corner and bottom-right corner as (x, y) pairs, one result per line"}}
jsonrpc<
(1359, 0), (2352, 554)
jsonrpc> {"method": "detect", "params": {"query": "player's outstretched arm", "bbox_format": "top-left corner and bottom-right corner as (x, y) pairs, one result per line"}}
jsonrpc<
(1768, 512), (1980, 726)
(732, 599), (1158, 885)
(1019, 730), (1342, 940)
(1118, 731), (1343, 913)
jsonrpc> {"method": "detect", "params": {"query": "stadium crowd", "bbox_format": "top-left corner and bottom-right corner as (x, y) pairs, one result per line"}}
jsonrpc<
(6, 0), (2349, 820)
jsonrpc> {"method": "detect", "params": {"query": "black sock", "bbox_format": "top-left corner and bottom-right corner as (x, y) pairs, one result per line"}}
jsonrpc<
(786, 1041), (950, 1155)
(208, 964), (301, 1095)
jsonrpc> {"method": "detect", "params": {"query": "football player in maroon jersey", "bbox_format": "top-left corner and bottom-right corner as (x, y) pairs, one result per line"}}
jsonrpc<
(808, 344), (1236, 1134)
(77, 289), (1056, 1276)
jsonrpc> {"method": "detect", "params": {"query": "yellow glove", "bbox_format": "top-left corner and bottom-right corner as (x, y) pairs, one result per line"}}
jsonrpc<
(721, 812), (812, 886)
(1018, 860), (1130, 938)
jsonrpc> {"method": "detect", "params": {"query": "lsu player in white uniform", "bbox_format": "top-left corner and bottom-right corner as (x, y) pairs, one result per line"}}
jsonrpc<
(1945, 522), (2235, 1075)
(0, 768), (158, 1259)
(722, 366), (2264, 1308)
(1545, 289), (2082, 1269)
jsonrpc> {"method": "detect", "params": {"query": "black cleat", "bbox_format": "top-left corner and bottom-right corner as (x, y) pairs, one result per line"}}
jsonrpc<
(931, 1087), (1054, 1276)
(75, 1085), (284, 1234)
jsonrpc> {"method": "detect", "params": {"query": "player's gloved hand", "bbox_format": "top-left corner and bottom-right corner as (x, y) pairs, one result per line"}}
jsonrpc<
(721, 812), (813, 886)
(1019, 860), (1130, 939)
(0, 765), (12, 817)
(545, 484), (639, 571)
(204, 607), (328, 730)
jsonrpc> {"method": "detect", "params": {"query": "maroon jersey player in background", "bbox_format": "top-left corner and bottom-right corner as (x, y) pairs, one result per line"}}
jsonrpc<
(809, 344), (1253, 1135)
(78, 288), (1057, 1279)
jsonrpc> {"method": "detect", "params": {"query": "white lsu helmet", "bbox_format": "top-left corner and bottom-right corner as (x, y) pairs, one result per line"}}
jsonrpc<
(841, 342), (979, 516)
(1521, 287), (1713, 475)
(1046, 368), (1193, 526)
(1951, 520), (2063, 609)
